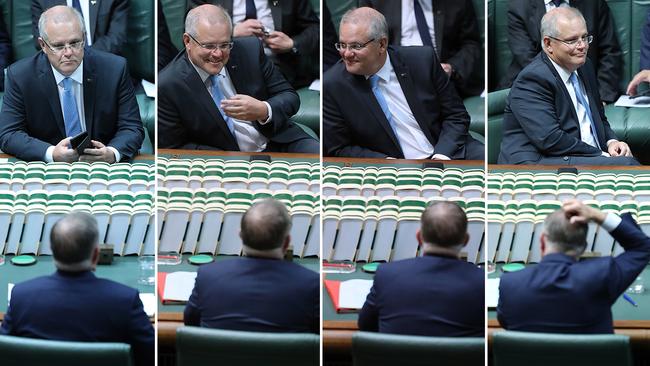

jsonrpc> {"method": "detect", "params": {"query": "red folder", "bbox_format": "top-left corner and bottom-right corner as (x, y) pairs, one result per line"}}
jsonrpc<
(157, 272), (187, 305)
(324, 279), (360, 313)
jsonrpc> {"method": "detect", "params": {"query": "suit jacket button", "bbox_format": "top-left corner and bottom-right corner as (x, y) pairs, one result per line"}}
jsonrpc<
(563, 156), (569, 161)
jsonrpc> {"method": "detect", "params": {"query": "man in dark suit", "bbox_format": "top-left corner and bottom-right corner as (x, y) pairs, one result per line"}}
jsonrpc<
(498, 7), (638, 166)
(0, 6), (12, 92)
(32, 0), (128, 55)
(499, 0), (621, 103)
(323, 7), (483, 160)
(358, 201), (484, 337)
(184, 198), (319, 334)
(0, 212), (154, 366)
(497, 199), (650, 333)
(187, 0), (319, 89)
(0, 5), (144, 163)
(358, 0), (482, 98)
(158, 1), (179, 71)
(158, 4), (317, 153)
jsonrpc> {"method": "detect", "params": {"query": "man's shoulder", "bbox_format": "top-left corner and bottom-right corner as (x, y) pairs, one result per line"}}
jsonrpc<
(7, 51), (47, 76)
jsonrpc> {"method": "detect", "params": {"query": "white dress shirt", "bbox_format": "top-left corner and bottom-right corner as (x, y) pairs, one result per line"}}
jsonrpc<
(67, 0), (93, 46)
(400, 0), (437, 51)
(370, 57), (434, 159)
(232, 0), (275, 56)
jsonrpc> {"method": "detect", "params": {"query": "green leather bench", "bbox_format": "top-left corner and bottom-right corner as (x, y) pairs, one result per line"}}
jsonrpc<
(1, 0), (155, 155)
(161, 0), (321, 138)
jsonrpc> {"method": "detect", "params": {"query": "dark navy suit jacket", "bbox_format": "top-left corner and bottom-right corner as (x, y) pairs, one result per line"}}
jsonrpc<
(324, 46), (480, 159)
(497, 213), (650, 333)
(0, 271), (154, 366)
(498, 52), (618, 164)
(358, 254), (485, 337)
(184, 256), (319, 334)
(641, 10), (650, 71)
(0, 48), (144, 162)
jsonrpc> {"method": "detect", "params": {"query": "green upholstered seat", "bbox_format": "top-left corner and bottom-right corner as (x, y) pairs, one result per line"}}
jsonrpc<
(292, 87), (320, 137)
(175, 326), (319, 366)
(493, 331), (632, 366)
(124, 0), (155, 82)
(0, 334), (132, 366)
(352, 331), (485, 366)
(487, 88), (509, 163)
(136, 93), (154, 155)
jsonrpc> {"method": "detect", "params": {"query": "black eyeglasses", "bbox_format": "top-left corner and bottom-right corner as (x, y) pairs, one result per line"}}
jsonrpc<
(334, 38), (376, 51)
(187, 33), (234, 52)
(547, 35), (593, 48)
(43, 39), (84, 53)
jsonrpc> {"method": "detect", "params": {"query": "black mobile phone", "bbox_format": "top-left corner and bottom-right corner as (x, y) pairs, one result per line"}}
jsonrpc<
(69, 131), (90, 155)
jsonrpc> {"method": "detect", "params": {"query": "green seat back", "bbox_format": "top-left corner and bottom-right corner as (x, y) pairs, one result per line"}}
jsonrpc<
(124, 0), (154, 82)
(0, 334), (132, 366)
(487, 88), (509, 163)
(493, 331), (632, 366)
(161, 0), (187, 51)
(176, 326), (319, 366)
(352, 331), (485, 366)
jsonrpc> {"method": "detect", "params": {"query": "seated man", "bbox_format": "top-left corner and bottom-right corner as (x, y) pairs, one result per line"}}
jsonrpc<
(32, 0), (128, 55)
(323, 7), (483, 160)
(187, 0), (319, 89)
(184, 198), (319, 333)
(158, 4), (318, 153)
(497, 199), (650, 333)
(0, 6), (144, 163)
(358, 201), (484, 337)
(498, 7), (638, 166)
(0, 212), (154, 366)
(499, 0), (621, 104)
(359, 0), (483, 98)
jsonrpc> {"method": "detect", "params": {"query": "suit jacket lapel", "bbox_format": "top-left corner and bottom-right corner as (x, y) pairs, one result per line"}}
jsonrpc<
(38, 53), (66, 138)
(541, 53), (581, 130)
(83, 51), (96, 137)
(269, 0), (282, 31)
(181, 54), (238, 147)
(389, 49), (436, 145)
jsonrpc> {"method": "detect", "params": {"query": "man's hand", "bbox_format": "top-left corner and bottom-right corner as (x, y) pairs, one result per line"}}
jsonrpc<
(79, 140), (116, 163)
(440, 63), (453, 77)
(562, 199), (606, 225)
(221, 95), (268, 121)
(233, 19), (265, 37)
(607, 140), (632, 157)
(52, 137), (79, 163)
(626, 70), (650, 96)
(264, 31), (294, 53)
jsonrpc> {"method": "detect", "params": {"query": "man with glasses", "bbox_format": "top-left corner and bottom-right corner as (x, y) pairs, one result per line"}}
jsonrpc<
(498, 7), (639, 166)
(0, 5), (143, 163)
(323, 7), (483, 160)
(158, 4), (317, 153)
(499, 0), (621, 104)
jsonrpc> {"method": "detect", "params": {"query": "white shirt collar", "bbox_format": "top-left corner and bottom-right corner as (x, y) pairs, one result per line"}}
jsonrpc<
(51, 61), (84, 86)
(366, 54), (393, 83)
(548, 57), (573, 84)
(189, 56), (229, 84)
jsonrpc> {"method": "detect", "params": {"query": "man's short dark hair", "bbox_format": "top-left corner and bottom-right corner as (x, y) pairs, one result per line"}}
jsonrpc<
(420, 201), (468, 248)
(50, 212), (98, 265)
(240, 198), (292, 251)
(544, 209), (588, 255)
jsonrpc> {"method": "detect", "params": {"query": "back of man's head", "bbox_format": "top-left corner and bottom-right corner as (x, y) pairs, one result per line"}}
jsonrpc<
(240, 198), (292, 253)
(50, 212), (98, 272)
(543, 209), (588, 256)
(420, 201), (468, 251)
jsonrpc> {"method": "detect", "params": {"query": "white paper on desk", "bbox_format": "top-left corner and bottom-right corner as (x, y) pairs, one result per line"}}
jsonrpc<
(163, 271), (197, 302)
(339, 279), (373, 310)
(7, 283), (13, 305)
(487, 278), (500, 308)
(614, 95), (650, 108)
(308, 79), (321, 92)
(141, 79), (155, 98)
(139, 293), (156, 317)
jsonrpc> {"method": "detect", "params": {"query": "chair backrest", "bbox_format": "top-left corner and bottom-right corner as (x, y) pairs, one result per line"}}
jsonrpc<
(493, 331), (632, 366)
(176, 326), (320, 366)
(352, 331), (485, 366)
(0, 334), (132, 366)
(487, 88), (509, 163)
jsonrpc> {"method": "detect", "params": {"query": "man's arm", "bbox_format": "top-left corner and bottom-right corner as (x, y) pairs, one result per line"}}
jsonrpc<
(606, 213), (650, 300)
(509, 71), (603, 157)
(641, 10), (650, 71)
(127, 293), (155, 366)
(105, 59), (144, 161)
(285, 0), (319, 57)
(445, 0), (481, 85)
(0, 65), (53, 161)
(91, 0), (129, 55)
(357, 285), (379, 332)
(183, 276), (201, 327)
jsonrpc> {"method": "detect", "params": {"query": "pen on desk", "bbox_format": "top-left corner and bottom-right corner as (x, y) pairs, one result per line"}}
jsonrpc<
(629, 89), (650, 99)
(623, 293), (638, 307)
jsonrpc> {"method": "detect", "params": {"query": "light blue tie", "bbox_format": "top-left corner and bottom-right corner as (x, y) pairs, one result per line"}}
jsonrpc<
(569, 72), (601, 150)
(209, 75), (238, 144)
(62, 77), (82, 137)
(370, 75), (400, 142)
